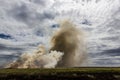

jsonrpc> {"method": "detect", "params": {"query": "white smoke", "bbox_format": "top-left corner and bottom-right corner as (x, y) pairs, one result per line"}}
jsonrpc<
(6, 46), (64, 68)
(6, 20), (86, 68)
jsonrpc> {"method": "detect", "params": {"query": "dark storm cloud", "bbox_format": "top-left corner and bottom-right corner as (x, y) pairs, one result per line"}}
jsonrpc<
(34, 29), (45, 37)
(81, 19), (92, 26)
(0, 54), (18, 59)
(100, 48), (120, 56)
(27, 42), (42, 47)
(29, 0), (46, 6)
(8, 3), (56, 25)
(40, 11), (55, 20)
(107, 8), (120, 29)
(94, 59), (119, 65)
(8, 4), (35, 24)
(104, 48), (120, 53)
(81, 0), (101, 3)
(109, 19), (120, 29)
(0, 44), (24, 51)
(51, 24), (59, 28)
(0, 54), (19, 68)
(95, 0), (101, 3)
(101, 36), (119, 41)
(0, 33), (13, 39)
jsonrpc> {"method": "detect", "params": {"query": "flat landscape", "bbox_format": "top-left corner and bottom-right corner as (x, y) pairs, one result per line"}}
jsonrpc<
(0, 67), (120, 80)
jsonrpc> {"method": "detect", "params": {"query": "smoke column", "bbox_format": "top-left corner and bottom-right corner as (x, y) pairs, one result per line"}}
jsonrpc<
(50, 20), (86, 67)
(6, 20), (86, 68)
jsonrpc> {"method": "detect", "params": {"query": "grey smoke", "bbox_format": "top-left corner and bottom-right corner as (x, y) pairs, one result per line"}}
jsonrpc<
(6, 20), (86, 68)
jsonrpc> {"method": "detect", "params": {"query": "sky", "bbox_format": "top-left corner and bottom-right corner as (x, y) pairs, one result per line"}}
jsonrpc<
(0, 0), (120, 67)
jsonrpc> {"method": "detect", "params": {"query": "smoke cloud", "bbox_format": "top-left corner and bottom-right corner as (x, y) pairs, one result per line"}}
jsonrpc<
(6, 20), (86, 68)
(50, 20), (86, 67)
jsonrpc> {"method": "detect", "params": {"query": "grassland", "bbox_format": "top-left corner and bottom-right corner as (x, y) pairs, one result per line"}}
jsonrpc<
(0, 67), (120, 80)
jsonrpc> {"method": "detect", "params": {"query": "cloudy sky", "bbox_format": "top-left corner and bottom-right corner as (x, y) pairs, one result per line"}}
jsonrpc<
(0, 0), (120, 67)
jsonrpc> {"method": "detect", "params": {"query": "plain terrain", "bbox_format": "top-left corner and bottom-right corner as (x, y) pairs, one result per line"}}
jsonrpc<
(0, 67), (120, 80)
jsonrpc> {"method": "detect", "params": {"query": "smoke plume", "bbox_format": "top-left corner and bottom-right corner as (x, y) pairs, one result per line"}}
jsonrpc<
(6, 20), (86, 68)
(50, 20), (86, 67)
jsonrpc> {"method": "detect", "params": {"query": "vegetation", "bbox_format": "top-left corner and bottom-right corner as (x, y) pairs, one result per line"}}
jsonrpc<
(0, 67), (120, 80)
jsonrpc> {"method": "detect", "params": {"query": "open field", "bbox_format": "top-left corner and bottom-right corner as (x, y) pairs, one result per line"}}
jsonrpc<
(0, 67), (120, 80)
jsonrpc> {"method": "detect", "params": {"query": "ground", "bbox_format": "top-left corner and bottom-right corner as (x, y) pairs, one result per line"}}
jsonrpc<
(0, 67), (120, 80)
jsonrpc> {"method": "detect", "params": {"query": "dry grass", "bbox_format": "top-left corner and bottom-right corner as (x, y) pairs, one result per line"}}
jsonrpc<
(0, 67), (120, 80)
